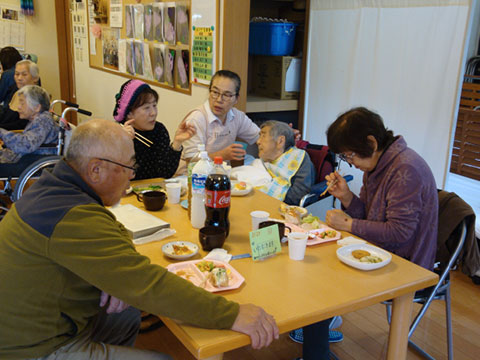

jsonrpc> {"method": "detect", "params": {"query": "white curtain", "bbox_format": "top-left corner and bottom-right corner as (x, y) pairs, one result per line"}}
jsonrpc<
(304, 0), (472, 194)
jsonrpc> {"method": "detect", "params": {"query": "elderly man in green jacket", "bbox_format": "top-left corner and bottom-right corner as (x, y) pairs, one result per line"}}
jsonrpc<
(0, 119), (278, 360)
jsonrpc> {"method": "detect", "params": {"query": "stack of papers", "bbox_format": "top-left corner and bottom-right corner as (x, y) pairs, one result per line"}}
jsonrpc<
(109, 204), (170, 239)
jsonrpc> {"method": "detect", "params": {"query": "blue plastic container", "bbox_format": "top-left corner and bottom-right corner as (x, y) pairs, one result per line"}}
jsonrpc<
(249, 22), (298, 56)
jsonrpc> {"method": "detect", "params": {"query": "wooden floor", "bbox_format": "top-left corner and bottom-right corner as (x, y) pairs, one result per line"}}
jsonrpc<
(135, 270), (480, 360)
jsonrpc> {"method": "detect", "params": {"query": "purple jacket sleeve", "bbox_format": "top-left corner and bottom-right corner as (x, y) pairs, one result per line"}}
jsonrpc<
(346, 164), (424, 249)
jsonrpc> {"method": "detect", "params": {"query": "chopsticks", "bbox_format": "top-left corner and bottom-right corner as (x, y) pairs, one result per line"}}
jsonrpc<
(320, 179), (338, 197)
(121, 124), (153, 147)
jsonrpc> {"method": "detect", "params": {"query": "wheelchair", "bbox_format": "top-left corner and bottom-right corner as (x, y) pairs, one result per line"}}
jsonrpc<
(0, 100), (91, 215)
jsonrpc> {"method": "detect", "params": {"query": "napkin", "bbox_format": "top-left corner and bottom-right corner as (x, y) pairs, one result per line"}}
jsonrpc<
(133, 228), (176, 245)
(203, 248), (232, 263)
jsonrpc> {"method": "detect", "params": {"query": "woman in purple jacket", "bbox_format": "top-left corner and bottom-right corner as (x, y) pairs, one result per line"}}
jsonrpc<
(325, 107), (438, 270)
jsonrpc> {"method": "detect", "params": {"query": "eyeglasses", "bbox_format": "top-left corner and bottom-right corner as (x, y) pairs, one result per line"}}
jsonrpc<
(97, 158), (138, 174)
(338, 152), (356, 162)
(209, 89), (237, 101)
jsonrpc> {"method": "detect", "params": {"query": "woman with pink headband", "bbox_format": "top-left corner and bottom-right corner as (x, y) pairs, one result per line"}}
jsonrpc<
(113, 79), (195, 180)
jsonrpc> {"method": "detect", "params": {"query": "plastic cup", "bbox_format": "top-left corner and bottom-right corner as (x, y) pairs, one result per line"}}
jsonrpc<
(250, 210), (270, 231)
(288, 232), (308, 260)
(166, 183), (182, 204)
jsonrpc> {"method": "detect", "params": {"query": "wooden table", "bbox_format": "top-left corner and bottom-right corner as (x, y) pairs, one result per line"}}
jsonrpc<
(122, 181), (438, 360)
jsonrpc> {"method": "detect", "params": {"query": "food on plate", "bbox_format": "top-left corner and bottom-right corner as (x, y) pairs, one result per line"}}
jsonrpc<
(209, 267), (229, 287)
(234, 181), (247, 191)
(300, 214), (321, 230)
(175, 268), (195, 280)
(196, 260), (215, 272)
(318, 230), (337, 239)
(359, 255), (383, 263)
(280, 203), (308, 224)
(172, 244), (192, 255)
(352, 249), (371, 259)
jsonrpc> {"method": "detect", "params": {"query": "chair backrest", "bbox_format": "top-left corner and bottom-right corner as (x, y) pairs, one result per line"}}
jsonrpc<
(297, 142), (336, 184)
(437, 190), (478, 276)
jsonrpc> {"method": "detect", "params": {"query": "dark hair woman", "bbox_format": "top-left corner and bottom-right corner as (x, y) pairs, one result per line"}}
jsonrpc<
(0, 47), (23, 104)
(113, 79), (195, 180)
(325, 106), (438, 270)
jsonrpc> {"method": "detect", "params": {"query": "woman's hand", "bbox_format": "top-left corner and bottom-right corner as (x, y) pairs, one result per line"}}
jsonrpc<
(172, 121), (196, 150)
(122, 119), (136, 140)
(326, 209), (353, 232)
(325, 171), (353, 207)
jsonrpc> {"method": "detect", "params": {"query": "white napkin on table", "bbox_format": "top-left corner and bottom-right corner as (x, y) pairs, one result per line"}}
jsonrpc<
(203, 248), (232, 263)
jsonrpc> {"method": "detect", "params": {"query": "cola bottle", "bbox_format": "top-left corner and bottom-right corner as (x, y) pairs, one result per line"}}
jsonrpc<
(205, 156), (231, 237)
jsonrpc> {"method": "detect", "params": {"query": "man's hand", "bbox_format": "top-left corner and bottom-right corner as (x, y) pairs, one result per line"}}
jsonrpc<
(219, 143), (246, 161)
(288, 123), (301, 142)
(231, 304), (279, 349)
(100, 291), (130, 314)
(326, 209), (353, 232)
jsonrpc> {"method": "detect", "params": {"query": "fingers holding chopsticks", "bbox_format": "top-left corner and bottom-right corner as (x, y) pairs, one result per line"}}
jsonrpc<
(121, 120), (152, 147)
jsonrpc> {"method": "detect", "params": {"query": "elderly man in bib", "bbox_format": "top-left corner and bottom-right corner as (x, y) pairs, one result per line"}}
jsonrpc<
(253, 120), (314, 205)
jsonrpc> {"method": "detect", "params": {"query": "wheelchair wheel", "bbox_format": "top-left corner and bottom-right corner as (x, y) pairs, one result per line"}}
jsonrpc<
(12, 156), (61, 202)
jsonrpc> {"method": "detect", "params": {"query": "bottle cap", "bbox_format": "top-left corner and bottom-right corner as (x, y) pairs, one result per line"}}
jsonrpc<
(213, 156), (223, 165)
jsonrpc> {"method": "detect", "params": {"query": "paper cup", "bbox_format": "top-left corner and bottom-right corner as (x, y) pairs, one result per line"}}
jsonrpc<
(288, 232), (308, 260)
(250, 210), (270, 230)
(166, 183), (182, 204)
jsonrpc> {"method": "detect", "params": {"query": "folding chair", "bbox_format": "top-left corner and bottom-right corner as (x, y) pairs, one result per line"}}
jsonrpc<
(384, 191), (473, 360)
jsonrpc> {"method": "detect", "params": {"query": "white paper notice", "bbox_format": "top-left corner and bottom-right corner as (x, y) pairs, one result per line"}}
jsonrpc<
(89, 31), (96, 55)
(285, 58), (301, 92)
(118, 39), (126, 73)
(110, 0), (123, 28)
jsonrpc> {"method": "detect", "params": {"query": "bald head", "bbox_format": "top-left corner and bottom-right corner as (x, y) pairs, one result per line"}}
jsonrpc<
(66, 119), (133, 174)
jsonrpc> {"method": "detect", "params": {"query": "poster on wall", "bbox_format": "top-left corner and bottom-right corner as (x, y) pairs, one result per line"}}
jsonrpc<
(192, 26), (214, 83)
(191, 0), (217, 85)
(102, 27), (119, 70)
(0, 3), (25, 50)
(109, 0), (122, 28)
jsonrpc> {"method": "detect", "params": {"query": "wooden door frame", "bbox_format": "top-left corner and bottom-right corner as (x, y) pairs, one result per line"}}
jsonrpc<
(54, 0), (77, 123)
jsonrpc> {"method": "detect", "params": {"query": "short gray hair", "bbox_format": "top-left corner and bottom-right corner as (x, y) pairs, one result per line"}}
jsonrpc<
(16, 59), (39, 80)
(260, 120), (295, 151)
(66, 119), (131, 173)
(18, 85), (50, 112)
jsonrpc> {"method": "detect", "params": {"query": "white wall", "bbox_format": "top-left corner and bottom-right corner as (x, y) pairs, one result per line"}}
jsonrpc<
(2, 0), (60, 101)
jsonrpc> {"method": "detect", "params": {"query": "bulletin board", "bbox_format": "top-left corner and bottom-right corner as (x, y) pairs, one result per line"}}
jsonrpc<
(86, 0), (218, 94)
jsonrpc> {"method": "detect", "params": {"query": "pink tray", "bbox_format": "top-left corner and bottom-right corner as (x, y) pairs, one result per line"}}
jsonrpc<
(286, 223), (341, 246)
(166, 260), (245, 292)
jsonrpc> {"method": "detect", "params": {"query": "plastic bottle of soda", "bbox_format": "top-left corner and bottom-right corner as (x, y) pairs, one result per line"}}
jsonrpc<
(190, 151), (212, 228)
(205, 156), (231, 237)
(187, 144), (205, 219)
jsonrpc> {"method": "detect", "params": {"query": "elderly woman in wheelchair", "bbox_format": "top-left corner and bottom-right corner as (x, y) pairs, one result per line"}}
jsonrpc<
(0, 85), (58, 176)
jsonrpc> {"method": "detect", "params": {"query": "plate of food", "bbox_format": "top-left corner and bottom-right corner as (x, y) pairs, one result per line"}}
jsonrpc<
(279, 203), (308, 224)
(132, 183), (165, 194)
(166, 260), (245, 292)
(336, 244), (392, 271)
(162, 241), (199, 260)
(231, 180), (253, 196)
(286, 223), (341, 245)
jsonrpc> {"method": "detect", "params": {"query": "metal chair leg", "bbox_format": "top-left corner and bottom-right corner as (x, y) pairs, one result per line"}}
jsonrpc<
(385, 303), (392, 324)
(445, 283), (454, 360)
(408, 339), (436, 360)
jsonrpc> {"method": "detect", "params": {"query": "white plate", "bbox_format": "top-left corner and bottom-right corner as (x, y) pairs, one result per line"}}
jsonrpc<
(286, 223), (341, 246)
(162, 241), (199, 260)
(166, 260), (245, 292)
(336, 244), (392, 271)
(231, 180), (253, 196)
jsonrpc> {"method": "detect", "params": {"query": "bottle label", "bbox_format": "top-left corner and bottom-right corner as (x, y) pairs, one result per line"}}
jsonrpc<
(192, 174), (207, 194)
(205, 190), (231, 208)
